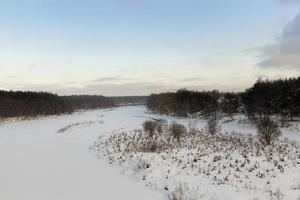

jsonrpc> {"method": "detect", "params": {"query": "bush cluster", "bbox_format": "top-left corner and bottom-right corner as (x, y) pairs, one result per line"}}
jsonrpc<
(142, 120), (186, 144)
(256, 117), (282, 146)
(96, 125), (300, 189)
(169, 121), (187, 143)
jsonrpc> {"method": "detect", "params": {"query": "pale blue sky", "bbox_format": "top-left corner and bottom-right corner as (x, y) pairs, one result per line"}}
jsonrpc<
(0, 0), (299, 96)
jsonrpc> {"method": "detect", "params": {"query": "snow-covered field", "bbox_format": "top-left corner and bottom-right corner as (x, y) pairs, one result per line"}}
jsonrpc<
(0, 106), (165, 200)
(1, 106), (299, 200)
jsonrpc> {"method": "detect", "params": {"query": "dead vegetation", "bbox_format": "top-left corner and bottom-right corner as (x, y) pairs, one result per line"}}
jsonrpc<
(93, 120), (300, 199)
(57, 120), (103, 133)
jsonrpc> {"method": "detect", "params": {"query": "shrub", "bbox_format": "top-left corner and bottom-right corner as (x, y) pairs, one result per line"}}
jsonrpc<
(206, 112), (221, 135)
(188, 119), (198, 135)
(142, 120), (157, 138)
(156, 119), (168, 134)
(256, 117), (282, 146)
(169, 121), (187, 143)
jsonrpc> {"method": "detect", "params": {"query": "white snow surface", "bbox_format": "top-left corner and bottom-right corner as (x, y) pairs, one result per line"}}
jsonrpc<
(0, 106), (165, 200)
(0, 105), (299, 200)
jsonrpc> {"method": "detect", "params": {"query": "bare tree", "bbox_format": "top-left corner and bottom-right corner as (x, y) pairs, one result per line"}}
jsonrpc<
(169, 121), (187, 143)
(156, 119), (168, 134)
(256, 117), (282, 146)
(206, 112), (221, 135)
(142, 120), (157, 138)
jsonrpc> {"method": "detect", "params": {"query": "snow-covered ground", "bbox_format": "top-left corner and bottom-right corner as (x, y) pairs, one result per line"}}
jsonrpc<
(0, 105), (299, 200)
(95, 128), (300, 200)
(0, 106), (165, 200)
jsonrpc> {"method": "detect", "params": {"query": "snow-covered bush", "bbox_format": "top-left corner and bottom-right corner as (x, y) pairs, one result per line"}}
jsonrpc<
(94, 121), (300, 200)
(131, 157), (151, 173)
(206, 112), (221, 135)
(143, 120), (158, 138)
(156, 119), (168, 134)
(169, 121), (187, 143)
(257, 117), (282, 146)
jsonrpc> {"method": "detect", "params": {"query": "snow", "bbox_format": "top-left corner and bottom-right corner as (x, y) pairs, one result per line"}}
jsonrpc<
(94, 128), (300, 200)
(0, 105), (299, 200)
(0, 106), (165, 200)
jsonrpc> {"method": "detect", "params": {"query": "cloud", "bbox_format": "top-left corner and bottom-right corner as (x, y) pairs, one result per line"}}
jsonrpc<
(91, 76), (137, 83)
(22, 63), (39, 71)
(0, 79), (176, 96)
(180, 77), (209, 83)
(83, 81), (175, 96)
(258, 12), (300, 69)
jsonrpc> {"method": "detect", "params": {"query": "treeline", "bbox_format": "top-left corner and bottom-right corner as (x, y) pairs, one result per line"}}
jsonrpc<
(242, 77), (300, 121)
(112, 96), (148, 106)
(147, 90), (221, 117)
(147, 77), (300, 121)
(147, 89), (238, 117)
(0, 90), (115, 119)
(61, 95), (115, 110)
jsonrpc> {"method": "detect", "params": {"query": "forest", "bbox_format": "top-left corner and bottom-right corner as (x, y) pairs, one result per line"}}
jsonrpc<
(147, 77), (300, 122)
(112, 96), (148, 106)
(0, 90), (115, 119)
(61, 95), (115, 110)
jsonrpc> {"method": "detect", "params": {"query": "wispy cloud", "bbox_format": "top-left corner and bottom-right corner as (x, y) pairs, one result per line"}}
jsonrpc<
(180, 77), (209, 83)
(258, 11), (300, 69)
(91, 76), (137, 83)
(83, 81), (175, 96)
(25, 63), (38, 70)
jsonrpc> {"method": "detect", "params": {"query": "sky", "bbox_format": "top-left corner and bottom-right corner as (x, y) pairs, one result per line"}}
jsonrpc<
(0, 0), (300, 96)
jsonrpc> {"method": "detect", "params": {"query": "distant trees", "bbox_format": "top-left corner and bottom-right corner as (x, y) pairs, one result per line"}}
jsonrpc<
(147, 89), (220, 117)
(0, 90), (115, 119)
(147, 92), (175, 114)
(112, 96), (148, 106)
(147, 77), (300, 124)
(241, 77), (300, 122)
(147, 89), (240, 119)
(62, 95), (115, 110)
(0, 90), (72, 118)
(220, 92), (241, 117)
(145, 77), (300, 147)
